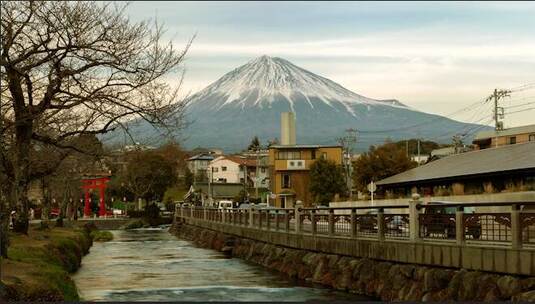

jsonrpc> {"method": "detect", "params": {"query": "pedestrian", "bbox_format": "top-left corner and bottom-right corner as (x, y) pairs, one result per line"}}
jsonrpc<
(29, 207), (35, 220)
(9, 210), (16, 230)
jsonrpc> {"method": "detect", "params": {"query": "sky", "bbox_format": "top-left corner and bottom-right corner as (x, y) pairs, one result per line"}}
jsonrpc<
(125, 1), (535, 128)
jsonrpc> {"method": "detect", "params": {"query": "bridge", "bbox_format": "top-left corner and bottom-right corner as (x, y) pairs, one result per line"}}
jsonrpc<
(176, 196), (535, 276)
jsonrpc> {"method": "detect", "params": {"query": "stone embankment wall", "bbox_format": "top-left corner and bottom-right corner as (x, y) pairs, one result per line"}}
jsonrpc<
(171, 221), (535, 302)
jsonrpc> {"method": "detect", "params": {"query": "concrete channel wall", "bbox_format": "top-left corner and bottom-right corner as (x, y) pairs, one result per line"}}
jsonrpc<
(182, 217), (534, 276)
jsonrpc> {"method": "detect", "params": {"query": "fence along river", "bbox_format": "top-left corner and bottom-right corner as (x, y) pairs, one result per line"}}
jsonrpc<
(72, 227), (369, 301)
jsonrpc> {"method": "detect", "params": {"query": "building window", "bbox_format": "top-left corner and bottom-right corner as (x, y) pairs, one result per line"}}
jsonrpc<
(321, 152), (327, 159)
(218, 178), (227, 183)
(240, 178), (244, 183)
(282, 174), (291, 188)
(530, 134), (535, 142)
(311, 150), (316, 159)
(297, 161), (303, 166)
(289, 161), (295, 166)
(222, 166), (227, 171)
(212, 167), (218, 173)
(277, 151), (301, 160)
(509, 136), (516, 145)
(261, 167), (266, 173)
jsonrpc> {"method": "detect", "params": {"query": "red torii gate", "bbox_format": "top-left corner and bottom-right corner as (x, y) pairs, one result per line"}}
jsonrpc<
(82, 176), (110, 217)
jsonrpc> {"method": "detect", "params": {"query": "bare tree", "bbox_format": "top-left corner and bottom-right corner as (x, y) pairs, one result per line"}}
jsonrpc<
(1, 1), (192, 237)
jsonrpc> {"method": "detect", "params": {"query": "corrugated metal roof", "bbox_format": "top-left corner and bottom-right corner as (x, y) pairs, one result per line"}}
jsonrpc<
(376, 142), (535, 186)
(474, 124), (535, 141)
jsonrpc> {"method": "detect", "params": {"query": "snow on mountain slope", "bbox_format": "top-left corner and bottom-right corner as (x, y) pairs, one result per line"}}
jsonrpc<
(188, 55), (406, 115)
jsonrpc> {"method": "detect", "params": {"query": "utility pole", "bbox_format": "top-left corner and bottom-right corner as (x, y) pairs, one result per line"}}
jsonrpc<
(337, 128), (357, 199)
(486, 88), (510, 132)
(417, 139), (420, 166)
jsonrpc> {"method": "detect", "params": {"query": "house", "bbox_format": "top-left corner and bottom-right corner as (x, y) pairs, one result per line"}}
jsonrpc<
(184, 182), (245, 207)
(375, 141), (535, 200)
(208, 155), (255, 184)
(268, 112), (343, 208)
(186, 154), (215, 182)
(473, 124), (535, 150)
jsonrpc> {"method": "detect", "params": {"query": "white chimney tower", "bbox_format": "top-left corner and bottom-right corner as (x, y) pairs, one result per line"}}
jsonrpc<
(280, 112), (296, 145)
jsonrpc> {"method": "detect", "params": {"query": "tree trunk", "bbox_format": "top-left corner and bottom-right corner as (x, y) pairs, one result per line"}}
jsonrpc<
(0, 203), (10, 258)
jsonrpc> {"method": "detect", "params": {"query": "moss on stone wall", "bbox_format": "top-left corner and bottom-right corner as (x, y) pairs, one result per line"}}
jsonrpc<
(172, 222), (535, 301)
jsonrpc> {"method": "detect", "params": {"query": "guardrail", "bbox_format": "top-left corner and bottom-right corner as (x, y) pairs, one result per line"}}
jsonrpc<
(176, 198), (535, 249)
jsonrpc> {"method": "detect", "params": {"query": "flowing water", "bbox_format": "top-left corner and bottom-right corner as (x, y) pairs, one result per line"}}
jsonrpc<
(72, 227), (370, 301)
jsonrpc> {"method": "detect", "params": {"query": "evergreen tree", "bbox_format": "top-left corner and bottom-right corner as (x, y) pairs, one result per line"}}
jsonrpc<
(309, 158), (347, 206)
(248, 136), (261, 151)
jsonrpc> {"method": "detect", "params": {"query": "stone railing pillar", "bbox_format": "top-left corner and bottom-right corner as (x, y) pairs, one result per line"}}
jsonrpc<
(311, 210), (317, 235)
(409, 194), (422, 242)
(328, 209), (335, 236)
(258, 210), (263, 229)
(249, 208), (254, 227)
(284, 210), (290, 232)
(203, 206), (208, 221)
(295, 207), (301, 233)
(221, 209), (226, 223)
(275, 210), (280, 231)
(190, 206), (194, 219)
(266, 210), (271, 230)
(350, 209), (357, 238)
(455, 206), (465, 246)
(377, 208), (385, 241)
(512, 204), (522, 249)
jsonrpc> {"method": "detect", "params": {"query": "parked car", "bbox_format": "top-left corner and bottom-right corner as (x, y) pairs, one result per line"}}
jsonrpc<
(421, 202), (481, 239)
(218, 200), (233, 209)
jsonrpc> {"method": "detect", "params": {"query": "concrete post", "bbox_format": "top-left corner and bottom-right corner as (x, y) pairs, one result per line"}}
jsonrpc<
(284, 210), (290, 232)
(350, 209), (357, 238)
(190, 206), (194, 219)
(295, 207), (301, 233)
(258, 210), (263, 229)
(409, 194), (422, 242)
(377, 208), (385, 241)
(456, 207), (465, 246)
(328, 209), (335, 236)
(249, 208), (254, 227)
(311, 210), (317, 235)
(203, 206), (207, 221)
(221, 209), (226, 223)
(266, 210), (271, 230)
(512, 204), (522, 250)
(275, 210), (280, 231)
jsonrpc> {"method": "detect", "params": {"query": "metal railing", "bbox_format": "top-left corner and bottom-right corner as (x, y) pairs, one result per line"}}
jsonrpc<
(176, 200), (535, 249)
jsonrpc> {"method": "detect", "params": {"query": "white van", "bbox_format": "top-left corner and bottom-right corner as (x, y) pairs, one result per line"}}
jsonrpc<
(218, 200), (233, 209)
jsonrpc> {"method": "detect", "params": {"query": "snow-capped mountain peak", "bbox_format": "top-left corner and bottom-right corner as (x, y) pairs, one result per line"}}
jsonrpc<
(189, 55), (405, 114)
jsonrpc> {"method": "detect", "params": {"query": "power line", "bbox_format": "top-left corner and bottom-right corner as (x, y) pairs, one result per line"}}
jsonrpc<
(504, 101), (535, 109)
(505, 107), (535, 115)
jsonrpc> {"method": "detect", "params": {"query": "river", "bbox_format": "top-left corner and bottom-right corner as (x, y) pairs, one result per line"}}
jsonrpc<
(72, 227), (370, 301)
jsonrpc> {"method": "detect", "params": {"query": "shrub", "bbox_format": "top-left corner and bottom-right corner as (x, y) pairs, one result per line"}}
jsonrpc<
(90, 231), (113, 242)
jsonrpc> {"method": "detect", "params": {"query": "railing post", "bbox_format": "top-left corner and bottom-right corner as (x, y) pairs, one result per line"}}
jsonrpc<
(249, 208), (254, 227)
(409, 194), (421, 242)
(275, 210), (280, 231)
(266, 210), (271, 230)
(190, 206), (194, 219)
(295, 207), (301, 233)
(456, 206), (465, 246)
(377, 208), (385, 241)
(258, 210), (263, 229)
(203, 206), (207, 221)
(180, 205), (183, 218)
(311, 210), (317, 235)
(221, 209), (226, 223)
(328, 209), (335, 236)
(512, 204), (522, 249)
(350, 209), (357, 238)
(284, 210), (290, 232)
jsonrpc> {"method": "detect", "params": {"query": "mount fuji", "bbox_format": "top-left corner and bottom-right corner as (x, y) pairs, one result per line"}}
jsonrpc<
(116, 55), (487, 152)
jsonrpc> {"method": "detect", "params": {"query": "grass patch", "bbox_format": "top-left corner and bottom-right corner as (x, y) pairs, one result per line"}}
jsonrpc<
(1, 226), (92, 301)
(90, 230), (114, 242)
(122, 219), (144, 230)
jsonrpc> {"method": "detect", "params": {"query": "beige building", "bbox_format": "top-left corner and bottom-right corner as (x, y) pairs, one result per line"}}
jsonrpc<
(268, 112), (343, 208)
(473, 124), (535, 149)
